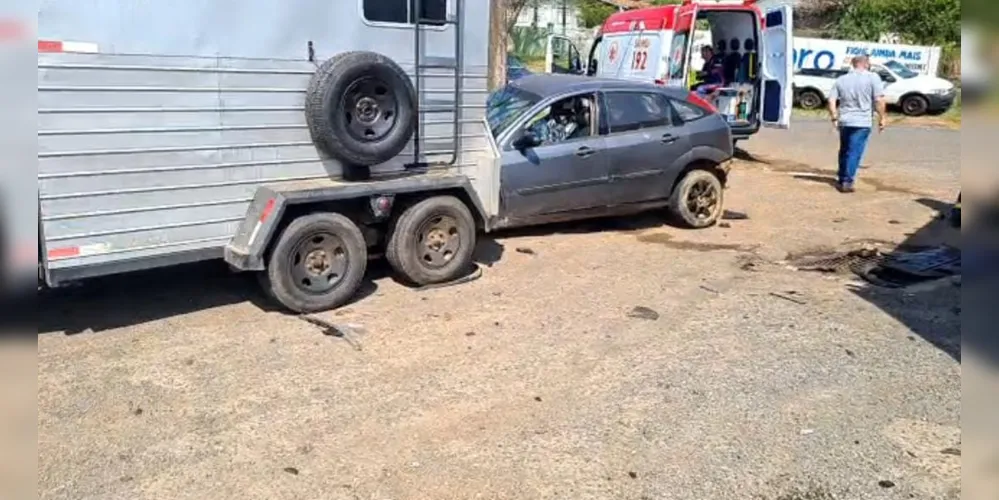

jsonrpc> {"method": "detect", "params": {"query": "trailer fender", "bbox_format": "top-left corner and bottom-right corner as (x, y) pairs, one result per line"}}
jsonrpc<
(224, 175), (487, 272)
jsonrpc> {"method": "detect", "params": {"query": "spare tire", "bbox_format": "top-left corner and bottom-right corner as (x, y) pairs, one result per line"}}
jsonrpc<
(306, 51), (417, 167)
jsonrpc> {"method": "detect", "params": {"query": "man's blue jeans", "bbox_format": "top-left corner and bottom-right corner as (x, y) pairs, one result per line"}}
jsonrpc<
(837, 126), (872, 185)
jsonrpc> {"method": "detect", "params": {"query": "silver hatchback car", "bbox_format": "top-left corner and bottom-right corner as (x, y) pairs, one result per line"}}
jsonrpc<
(488, 74), (734, 228)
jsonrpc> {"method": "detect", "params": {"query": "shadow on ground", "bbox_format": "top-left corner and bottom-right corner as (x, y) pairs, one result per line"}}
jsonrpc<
(847, 196), (964, 363)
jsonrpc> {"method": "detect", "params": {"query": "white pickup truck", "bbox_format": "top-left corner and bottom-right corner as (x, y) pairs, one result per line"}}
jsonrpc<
(793, 60), (957, 116)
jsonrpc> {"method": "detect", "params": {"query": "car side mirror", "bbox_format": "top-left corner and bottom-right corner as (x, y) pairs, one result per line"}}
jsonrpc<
(587, 59), (598, 76)
(513, 131), (541, 150)
(572, 54), (583, 74)
(879, 72), (896, 83)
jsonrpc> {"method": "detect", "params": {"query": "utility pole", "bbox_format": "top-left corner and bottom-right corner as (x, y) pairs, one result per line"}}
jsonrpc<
(561, 0), (567, 35)
(487, 0), (507, 91)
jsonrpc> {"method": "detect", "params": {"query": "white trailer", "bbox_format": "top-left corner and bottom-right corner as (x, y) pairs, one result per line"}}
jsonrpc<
(38, 0), (498, 308)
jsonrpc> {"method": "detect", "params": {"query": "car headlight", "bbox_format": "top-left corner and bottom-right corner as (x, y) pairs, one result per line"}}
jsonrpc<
(928, 87), (954, 95)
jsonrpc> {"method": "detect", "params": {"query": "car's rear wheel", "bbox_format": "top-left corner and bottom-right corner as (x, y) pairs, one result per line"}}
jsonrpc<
(670, 170), (724, 229)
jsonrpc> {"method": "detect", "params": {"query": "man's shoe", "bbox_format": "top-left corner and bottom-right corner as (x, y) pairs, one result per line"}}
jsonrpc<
(842, 182), (856, 193)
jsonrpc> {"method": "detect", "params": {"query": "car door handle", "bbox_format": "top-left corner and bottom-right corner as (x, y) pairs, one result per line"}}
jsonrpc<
(575, 146), (596, 158)
(661, 134), (678, 144)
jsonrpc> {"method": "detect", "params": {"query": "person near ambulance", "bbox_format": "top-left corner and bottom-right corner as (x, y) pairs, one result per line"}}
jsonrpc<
(691, 45), (726, 97)
(826, 54), (887, 193)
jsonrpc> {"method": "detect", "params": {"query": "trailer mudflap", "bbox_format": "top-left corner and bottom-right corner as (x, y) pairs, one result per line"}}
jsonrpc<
(224, 173), (485, 272)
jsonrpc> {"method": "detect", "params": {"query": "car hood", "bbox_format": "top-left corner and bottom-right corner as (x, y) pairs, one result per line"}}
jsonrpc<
(907, 75), (955, 92)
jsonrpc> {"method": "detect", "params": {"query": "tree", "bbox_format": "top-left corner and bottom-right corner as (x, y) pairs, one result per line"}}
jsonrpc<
(489, 0), (556, 90)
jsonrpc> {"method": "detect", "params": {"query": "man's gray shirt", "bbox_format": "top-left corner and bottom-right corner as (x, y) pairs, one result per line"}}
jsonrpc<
(829, 69), (885, 128)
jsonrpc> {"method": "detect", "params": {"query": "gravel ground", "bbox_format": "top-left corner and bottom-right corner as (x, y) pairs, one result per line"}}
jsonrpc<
(38, 121), (962, 500)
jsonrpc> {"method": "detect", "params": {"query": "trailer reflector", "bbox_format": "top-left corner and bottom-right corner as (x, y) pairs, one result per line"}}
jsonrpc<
(259, 198), (276, 223)
(38, 40), (99, 53)
(46, 243), (110, 261)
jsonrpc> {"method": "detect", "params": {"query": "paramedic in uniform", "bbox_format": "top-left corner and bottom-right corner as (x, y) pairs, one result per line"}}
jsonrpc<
(827, 54), (887, 193)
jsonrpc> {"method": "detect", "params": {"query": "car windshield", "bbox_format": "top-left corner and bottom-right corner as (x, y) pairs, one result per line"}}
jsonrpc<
(883, 60), (918, 79)
(487, 86), (540, 138)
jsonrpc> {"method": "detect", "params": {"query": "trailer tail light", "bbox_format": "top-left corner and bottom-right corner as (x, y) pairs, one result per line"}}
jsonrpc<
(686, 92), (717, 114)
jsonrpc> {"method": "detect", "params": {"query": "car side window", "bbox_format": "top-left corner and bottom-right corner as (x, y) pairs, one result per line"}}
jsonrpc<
(670, 98), (706, 123)
(523, 94), (595, 146)
(603, 92), (672, 134)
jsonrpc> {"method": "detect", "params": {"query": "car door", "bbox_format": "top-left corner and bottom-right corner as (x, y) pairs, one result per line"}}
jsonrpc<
(499, 93), (614, 221)
(545, 35), (584, 75)
(598, 91), (691, 204)
(760, 3), (794, 129)
(665, 4), (697, 88)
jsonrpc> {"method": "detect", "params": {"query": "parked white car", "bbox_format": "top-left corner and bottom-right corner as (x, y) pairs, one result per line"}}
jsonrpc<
(793, 60), (957, 116)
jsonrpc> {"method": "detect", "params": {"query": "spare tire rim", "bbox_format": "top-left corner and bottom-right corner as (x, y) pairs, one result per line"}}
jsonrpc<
(342, 77), (399, 143)
(685, 179), (720, 220)
(417, 215), (461, 269)
(290, 231), (349, 294)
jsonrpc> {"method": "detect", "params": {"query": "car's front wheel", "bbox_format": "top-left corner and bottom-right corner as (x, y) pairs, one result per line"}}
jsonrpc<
(901, 94), (930, 116)
(669, 170), (725, 229)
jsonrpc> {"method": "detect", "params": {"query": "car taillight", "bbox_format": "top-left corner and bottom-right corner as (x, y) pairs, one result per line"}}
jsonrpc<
(686, 92), (717, 114)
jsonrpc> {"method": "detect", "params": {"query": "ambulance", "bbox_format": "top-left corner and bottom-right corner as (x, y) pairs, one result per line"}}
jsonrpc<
(544, 0), (793, 142)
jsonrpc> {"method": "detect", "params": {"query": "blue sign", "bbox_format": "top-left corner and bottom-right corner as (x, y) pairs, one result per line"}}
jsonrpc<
(794, 44), (926, 70)
(793, 48), (836, 69)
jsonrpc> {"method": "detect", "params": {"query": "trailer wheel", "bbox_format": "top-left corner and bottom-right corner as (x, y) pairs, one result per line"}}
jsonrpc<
(263, 212), (368, 313)
(386, 196), (476, 286)
(306, 51), (417, 167)
(669, 169), (724, 229)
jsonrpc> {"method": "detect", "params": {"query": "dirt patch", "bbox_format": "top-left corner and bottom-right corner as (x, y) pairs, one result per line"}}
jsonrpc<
(636, 231), (759, 252)
(734, 154), (927, 195)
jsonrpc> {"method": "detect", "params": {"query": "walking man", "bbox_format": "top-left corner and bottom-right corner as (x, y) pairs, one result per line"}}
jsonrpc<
(827, 54), (887, 193)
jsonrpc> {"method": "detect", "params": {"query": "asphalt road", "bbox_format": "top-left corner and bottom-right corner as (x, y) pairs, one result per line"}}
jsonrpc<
(38, 121), (962, 500)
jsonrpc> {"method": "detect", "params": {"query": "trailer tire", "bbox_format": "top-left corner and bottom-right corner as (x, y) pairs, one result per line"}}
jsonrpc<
(263, 212), (368, 313)
(386, 196), (476, 286)
(306, 51), (417, 167)
(669, 169), (724, 229)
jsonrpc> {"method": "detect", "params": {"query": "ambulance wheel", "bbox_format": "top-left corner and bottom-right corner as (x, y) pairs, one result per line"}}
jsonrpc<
(386, 196), (477, 286)
(306, 51), (417, 167)
(901, 94), (929, 116)
(670, 169), (724, 229)
(263, 212), (368, 313)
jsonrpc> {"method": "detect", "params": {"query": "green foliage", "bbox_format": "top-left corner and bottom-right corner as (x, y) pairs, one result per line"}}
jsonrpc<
(509, 25), (551, 59)
(573, 0), (616, 29)
(833, 0), (960, 47)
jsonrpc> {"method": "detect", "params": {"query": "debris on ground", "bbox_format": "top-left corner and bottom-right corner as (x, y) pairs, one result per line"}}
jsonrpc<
(515, 247), (536, 255)
(770, 291), (807, 305)
(298, 315), (365, 351)
(877, 479), (895, 489)
(722, 210), (750, 220)
(627, 306), (660, 321)
(788, 244), (960, 289)
(415, 264), (484, 291)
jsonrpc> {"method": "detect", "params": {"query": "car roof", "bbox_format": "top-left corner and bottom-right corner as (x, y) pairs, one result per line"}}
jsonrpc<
(509, 74), (687, 99)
